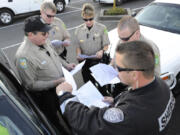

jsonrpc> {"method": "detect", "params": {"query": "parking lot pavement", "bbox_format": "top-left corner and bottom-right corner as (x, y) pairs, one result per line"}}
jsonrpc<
(1, 0), (179, 134)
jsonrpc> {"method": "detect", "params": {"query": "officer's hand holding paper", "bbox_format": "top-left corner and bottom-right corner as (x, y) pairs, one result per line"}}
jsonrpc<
(56, 81), (109, 114)
(70, 60), (86, 75)
(66, 63), (76, 71)
(73, 81), (109, 108)
(63, 40), (70, 47)
(62, 66), (77, 92)
(51, 40), (63, 47)
(79, 54), (97, 59)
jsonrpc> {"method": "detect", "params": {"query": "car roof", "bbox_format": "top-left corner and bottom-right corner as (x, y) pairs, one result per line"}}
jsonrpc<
(154, 0), (180, 5)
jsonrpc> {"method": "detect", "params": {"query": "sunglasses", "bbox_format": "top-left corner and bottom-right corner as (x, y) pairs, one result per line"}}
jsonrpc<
(115, 65), (146, 72)
(83, 18), (94, 22)
(40, 32), (49, 36)
(45, 13), (55, 18)
(119, 30), (137, 41)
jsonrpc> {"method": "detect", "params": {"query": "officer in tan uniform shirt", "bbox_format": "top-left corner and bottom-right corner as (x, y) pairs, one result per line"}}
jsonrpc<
(110, 16), (161, 97)
(40, 1), (70, 61)
(15, 15), (75, 133)
(75, 3), (110, 89)
(117, 16), (161, 76)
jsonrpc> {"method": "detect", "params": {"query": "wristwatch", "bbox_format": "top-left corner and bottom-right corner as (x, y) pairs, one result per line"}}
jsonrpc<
(58, 90), (66, 96)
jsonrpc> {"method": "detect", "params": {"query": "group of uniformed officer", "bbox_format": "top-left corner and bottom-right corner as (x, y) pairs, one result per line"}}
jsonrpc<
(14, 1), (175, 135)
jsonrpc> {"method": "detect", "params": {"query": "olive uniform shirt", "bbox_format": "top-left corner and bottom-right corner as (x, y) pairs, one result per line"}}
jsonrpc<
(15, 37), (68, 91)
(118, 34), (161, 76)
(48, 17), (70, 55)
(75, 21), (110, 55)
(140, 34), (161, 76)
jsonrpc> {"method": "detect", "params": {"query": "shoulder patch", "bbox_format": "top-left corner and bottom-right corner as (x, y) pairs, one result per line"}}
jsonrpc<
(104, 28), (108, 35)
(62, 23), (66, 29)
(155, 55), (159, 65)
(103, 108), (124, 123)
(19, 58), (27, 69)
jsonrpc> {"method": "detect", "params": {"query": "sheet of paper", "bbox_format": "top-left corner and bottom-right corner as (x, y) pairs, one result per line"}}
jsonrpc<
(62, 66), (77, 91)
(74, 81), (109, 108)
(70, 60), (86, 75)
(79, 54), (97, 59)
(90, 63), (119, 86)
(110, 77), (120, 84)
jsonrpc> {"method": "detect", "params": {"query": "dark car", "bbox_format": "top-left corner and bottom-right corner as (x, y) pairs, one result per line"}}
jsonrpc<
(0, 49), (71, 135)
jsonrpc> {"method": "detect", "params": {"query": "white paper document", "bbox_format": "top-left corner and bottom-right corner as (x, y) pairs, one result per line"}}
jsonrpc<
(79, 54), (97, 59)
(62, 66), (77, 91)
(90, 63), (120, 86)
(110, 77), (121, 84)
(70, 60), (86, 75)
(74, 81), (109, 108)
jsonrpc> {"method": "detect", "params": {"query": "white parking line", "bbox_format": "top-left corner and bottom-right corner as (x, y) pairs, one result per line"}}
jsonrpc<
(2, 43), (21, 50)
(98, 20), (119, 22)
(57, 9), (81, 16)
(1, 25), (79, 50)
(66, 6), (81, 10)
(0, 22), (24, 30)
(0, 9), (81, 30)
(70, 0), (86, 4)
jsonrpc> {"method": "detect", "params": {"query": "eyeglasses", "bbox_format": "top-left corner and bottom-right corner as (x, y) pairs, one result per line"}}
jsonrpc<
(83, 18), (94, 22)
(115, 65), (146, 72)
(45, 13), (55, 18)
(119, 30), (137, 41)
(40, 32), (49, 36)
(32, 31), (49, 36)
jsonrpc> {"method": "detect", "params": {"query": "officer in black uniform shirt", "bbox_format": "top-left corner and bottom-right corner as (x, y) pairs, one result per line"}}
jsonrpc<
(56, 41), (175, 135)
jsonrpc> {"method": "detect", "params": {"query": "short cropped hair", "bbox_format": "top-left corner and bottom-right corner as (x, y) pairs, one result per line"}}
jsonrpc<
(116, 41), (155, 78)
(81, 3), (95, 18)
(118, 15), (139, 33)
(40, 1), (57, 13)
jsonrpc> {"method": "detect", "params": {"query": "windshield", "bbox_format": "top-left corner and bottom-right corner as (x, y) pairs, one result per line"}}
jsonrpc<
(136, 3), (180, 34)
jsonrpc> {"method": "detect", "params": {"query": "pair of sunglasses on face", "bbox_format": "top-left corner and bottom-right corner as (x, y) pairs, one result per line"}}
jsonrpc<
(45, 13), (55, 18)
(82, 18), (94, 22)
(119, 30), (137, 41)
(114, 64), (146, 72)
(40, 32), (49, 36)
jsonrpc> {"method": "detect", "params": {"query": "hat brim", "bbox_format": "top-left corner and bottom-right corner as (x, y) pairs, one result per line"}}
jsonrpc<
(40, 25), (52, 32)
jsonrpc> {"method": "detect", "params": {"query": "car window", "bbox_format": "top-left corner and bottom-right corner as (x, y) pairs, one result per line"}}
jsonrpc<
(0, 116), (23, 135)
(0, 70), (48, 135)
(136, 3), (180, 34)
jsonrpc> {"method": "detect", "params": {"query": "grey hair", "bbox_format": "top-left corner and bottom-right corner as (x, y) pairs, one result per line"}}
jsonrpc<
(40, 1), (57, 13)
(118, 15), (139, 33)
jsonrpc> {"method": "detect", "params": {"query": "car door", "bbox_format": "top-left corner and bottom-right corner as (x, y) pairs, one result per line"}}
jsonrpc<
(6, 0), (31, 14)
(0, 74), (44, 134)
(0, 62), (59, 135)
(29, 0), (44, 12)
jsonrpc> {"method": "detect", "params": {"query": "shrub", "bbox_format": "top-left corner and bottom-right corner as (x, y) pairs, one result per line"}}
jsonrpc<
(104, 7), (128, 15)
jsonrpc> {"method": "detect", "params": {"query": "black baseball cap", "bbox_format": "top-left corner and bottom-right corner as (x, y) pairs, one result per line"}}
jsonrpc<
(24, 15), (51, 32)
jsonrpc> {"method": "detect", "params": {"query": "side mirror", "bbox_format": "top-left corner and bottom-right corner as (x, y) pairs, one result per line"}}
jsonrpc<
(131, 11), (137, 17)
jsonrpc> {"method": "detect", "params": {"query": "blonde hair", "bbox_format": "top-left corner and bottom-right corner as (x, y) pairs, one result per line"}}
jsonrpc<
(81, 3), (94, 18)
(41, 1), (57, 13)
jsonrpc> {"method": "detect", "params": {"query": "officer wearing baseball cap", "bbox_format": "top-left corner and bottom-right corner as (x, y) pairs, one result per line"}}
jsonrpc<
(24, 15), (51, 33)
(15, 15), (74, 134)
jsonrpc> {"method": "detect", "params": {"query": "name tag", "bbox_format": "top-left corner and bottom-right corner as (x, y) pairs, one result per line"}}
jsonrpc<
(41, 60), (47, 65)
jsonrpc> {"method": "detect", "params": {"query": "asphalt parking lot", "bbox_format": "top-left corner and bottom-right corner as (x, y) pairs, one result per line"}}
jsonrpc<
(0, 0), (154, 86)
(0, 0), (179, 134)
